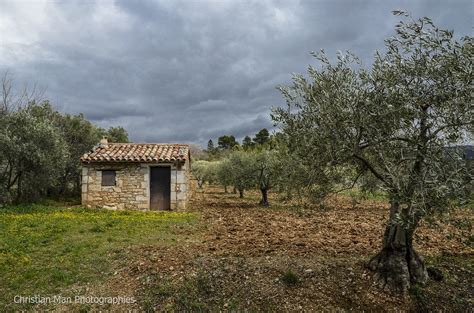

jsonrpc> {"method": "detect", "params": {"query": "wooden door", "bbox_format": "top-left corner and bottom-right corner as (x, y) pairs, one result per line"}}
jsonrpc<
(150, 167), (171, 210)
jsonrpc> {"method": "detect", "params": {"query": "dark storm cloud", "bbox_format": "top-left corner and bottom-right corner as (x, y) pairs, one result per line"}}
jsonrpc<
(1, 0), (472, 145)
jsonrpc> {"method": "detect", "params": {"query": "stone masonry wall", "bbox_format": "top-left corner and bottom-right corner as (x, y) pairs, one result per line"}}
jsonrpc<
(170, 162), (188, 210)
(81, 162), (189, 211)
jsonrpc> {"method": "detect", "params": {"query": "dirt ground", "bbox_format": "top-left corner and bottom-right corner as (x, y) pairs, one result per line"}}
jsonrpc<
(62, 185), (473, 311)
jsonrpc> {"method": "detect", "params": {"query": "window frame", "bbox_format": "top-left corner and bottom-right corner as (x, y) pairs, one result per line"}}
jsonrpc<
(101, 170), (116, 187)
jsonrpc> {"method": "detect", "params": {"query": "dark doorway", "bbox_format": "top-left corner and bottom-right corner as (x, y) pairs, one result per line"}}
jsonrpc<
(150, 166), (171, 210)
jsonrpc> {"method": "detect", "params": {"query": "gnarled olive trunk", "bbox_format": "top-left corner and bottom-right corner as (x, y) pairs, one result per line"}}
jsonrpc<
(238, 189), (244, 198)
(259, 188), (269, 206)
(367, 202), (428, 293)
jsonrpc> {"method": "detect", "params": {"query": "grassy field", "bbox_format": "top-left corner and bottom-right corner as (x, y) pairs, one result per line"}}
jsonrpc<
(0, 203), (197, 311)
(0, 187), (472, 311)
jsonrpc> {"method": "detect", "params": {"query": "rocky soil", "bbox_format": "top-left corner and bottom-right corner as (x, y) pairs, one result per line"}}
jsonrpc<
(64, 185), (473, 311)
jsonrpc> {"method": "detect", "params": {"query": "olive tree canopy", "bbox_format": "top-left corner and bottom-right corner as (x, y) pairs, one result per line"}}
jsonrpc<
(272, 12), (473, 293)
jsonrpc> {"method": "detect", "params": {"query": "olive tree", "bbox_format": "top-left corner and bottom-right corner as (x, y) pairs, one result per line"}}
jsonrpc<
(25, 102), (101, 196)
(272, 12), (473, 293)
(0, 73), (131, 202)
(192, 160), (220, 188)
(273, 137), (335, 203)
(218, 151), (255, 197)
(0, 75), (68, 202)
(193, 160), (209, 188)
(252, 149), (281, 206)
(0, 107), (68, 202)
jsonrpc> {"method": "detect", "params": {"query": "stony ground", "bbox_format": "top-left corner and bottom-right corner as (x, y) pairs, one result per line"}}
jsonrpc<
(51, 185), (473, 311)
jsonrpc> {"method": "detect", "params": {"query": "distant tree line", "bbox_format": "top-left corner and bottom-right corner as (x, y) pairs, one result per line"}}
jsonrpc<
(206, 128), (272, 155)
(0, 73), (129, 203)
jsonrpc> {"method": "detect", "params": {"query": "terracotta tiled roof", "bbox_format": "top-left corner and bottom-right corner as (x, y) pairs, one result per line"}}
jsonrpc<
(81, 143), (189, 163)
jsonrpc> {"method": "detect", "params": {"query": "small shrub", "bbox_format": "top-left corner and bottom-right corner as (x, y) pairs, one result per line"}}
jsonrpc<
(281, 269), (299, 286)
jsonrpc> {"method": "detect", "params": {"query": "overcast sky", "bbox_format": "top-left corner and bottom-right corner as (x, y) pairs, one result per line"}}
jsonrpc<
(1, 0), (472, 145)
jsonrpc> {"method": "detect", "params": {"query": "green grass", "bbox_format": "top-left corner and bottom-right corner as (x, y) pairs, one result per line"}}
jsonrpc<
(0, 204), (197, 310)
(339, 188), (388, 201)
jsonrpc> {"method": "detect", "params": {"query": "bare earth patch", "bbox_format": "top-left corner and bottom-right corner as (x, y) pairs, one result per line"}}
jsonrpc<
(73, 185), (473, 311)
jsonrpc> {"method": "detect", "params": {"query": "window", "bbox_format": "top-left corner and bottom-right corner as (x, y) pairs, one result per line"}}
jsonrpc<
(101, 170), (116, 186)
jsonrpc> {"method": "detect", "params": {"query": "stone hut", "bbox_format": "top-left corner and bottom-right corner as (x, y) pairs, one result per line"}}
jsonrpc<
(80, 138), (190, 211)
